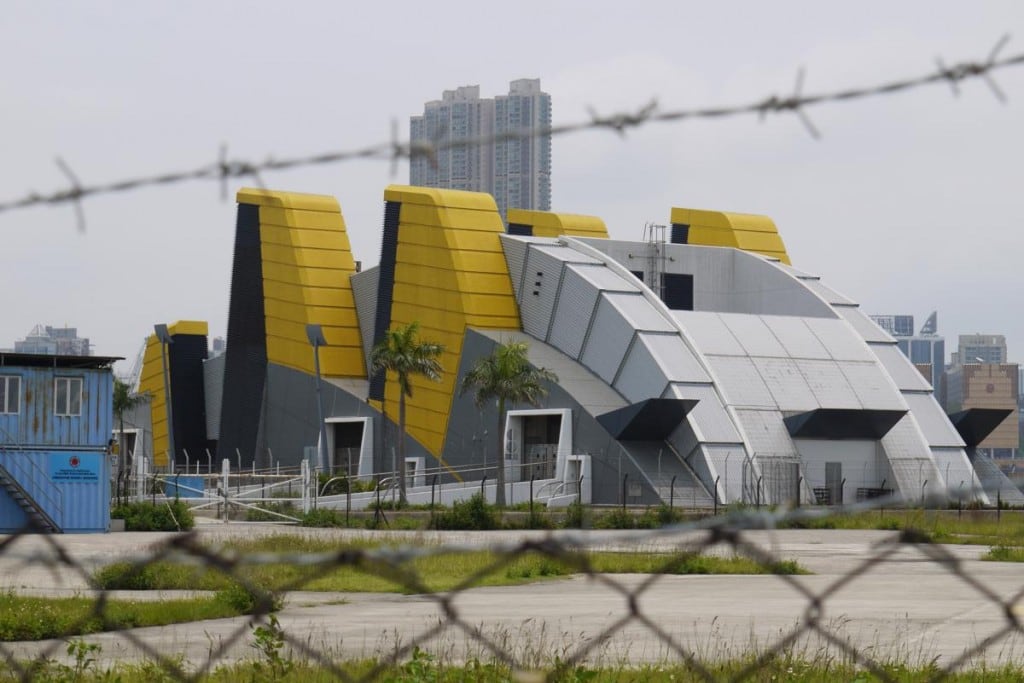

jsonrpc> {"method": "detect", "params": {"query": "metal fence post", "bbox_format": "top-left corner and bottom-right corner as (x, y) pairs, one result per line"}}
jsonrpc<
(622, 473), (628, 511)
(223, 458), (231, 522)
(714, 475), (720, 516)
(669, 475), (676, 511)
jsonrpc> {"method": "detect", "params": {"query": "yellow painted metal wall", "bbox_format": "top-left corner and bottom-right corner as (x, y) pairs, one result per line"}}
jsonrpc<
(670, 207), (791, 265)
(507, 208), (609, 239)
(138, 320), (207, 468)
(237, 188), (365, 377)
(381, 186), (522, 455)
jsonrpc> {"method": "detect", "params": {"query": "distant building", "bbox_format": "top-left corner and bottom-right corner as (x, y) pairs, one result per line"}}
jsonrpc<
(869, 311), (944, 390)
(944, 362), (1020, 459)
(14, 325), (91, 356)
(954, 334), (1007, 365)
(410, 79), (551, 219)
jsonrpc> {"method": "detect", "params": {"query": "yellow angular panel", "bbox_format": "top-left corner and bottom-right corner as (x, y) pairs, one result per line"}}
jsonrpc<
(670, 206), (791, 265)
(379, 185), (522, 460)
(507, 208), (609, 239)
(138, 320), (208, 468)
(235, 187), (366, 378)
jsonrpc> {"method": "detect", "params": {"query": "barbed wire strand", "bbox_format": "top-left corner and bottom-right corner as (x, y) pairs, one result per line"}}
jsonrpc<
(0, 36), (1020, 229)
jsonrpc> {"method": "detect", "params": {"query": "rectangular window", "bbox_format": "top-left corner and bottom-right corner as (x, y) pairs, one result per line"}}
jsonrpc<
(54, 377), (83, 416)
(0, 376), (20, 414)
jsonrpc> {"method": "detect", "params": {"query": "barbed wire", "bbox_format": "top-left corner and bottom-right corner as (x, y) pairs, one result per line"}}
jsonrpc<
(0, 36), (1021, 231)
(2, 492), (1024, 682)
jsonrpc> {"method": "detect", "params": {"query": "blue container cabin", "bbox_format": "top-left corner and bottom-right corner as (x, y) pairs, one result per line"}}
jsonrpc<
(0, 352), (120, 533)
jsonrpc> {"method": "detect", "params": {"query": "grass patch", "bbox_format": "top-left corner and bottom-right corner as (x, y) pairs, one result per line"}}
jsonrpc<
(94, 536), (804, 595)
(0, 589), (252, 641)
(983, 545), (1024, 562)
(780, 509), (1024, 547)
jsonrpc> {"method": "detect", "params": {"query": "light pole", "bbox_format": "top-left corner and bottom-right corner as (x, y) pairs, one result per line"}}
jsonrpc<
(306, 324), (330, 474)
(154, 324), (175, 471)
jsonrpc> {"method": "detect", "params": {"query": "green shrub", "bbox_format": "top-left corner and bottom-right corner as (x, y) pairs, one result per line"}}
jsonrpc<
(300, 507), (348, 527)
(317, 473), (376, 497)
(593, 508), (637, 529)
(110, 500), (194, 531)
(562, 499), (584, 528)
(434, 494), (498, 530)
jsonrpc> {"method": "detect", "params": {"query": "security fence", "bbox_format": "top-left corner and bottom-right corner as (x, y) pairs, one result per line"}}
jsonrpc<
(3, 489), (1024, 681)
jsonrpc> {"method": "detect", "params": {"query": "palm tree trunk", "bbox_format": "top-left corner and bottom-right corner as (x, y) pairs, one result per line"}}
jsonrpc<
(398, 393), (408, 506)
(495, 398), (506, 507)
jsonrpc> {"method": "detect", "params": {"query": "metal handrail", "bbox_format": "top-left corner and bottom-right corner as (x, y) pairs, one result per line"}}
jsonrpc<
(0, 452), (65, 530)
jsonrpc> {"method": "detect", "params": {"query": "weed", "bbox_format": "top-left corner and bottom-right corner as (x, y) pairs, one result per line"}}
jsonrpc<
(250, 615), (293, 680)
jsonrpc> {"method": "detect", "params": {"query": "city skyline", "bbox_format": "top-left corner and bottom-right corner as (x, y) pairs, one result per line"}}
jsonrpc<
(410, 79), (551, 219)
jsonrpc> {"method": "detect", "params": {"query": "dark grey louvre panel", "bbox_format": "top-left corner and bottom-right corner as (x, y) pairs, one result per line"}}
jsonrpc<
(662, 272), (694, 311)
(369, 201), (401, 401)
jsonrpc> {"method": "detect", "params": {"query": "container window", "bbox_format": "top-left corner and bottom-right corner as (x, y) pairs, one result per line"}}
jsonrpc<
(0, 376), (20, 414)
(55, 377), (83, 416)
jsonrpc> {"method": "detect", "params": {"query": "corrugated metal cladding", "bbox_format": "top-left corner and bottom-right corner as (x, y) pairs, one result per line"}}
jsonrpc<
(498, 234), (530, 300)
(169, 333), (212, 469)
(674, 311), (746, 356)
(905, 393), (965, 447)
(368, 201), (401, 402)
(838, 361), (906, 411)
(797, 277), (855, 305)
(0, 451), (110, 533)
(804, 318), (875, 362)
(604, 292), (675, 332)
(547, 266), (599, 359)
(931, 447), (977, 489)
(571, 264), (640, 293)
(752, 357), (818, 411)
(218, 202), (269, 465)
(580, 297), (636, 384)
(735, 409), (797, 457)
(719, 314), (788, 357)
(762, 317), (831, 360)
(530, 244), (601, 265)
(664, 383), (742, 443)
(706, 356), (776, 408)
(834, 306), (895, 344)
(796, 359), (861, 409)
(519, 246), (565, 340)
(870, 344), (933, 392)
(3, 367), (113, 448)
(349, 266), (380, 377)
(202, 354), (225, 441)
(613, 335), (670, 403)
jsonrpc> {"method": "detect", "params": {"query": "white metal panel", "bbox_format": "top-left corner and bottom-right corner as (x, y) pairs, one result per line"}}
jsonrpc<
(604, 292), (675, 332)
(349, 266), (380, 375)
(880, 416), (939, 497)
(704, 444), (748, 502)
(734, 409), (797, 457)
(835, 306), (894, 344)
(640, 332), (709, 383)
(804, 317), (875, 361)
(673, 311), (747, 356)
(531, 244), (601, 264)
(580, 297), (635, 384)
(706, 356), (776, 408)
(870, 343), (933, 391)
(761, 317), (831, 360)
(795, 359), (860, 408)
(719, 313), (788, 357)
(548, 266), (600, 359)
(837, 361), (907, 411)
(520, 247), (565, 340)
(931, 447), (977, 493)
(569, 264), (640, 292)
(614, 335), (670, 402)
(665, 383), (742, 443)
(752, 357), (818, 411)
(499, 234), (530, 300)
(798, 277), (856, 305)
(904, 392), (964, 447)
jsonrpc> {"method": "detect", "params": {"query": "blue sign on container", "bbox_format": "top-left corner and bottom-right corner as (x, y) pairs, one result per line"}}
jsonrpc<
(48, 453), (101, 483)
(165, 476), (204, 499)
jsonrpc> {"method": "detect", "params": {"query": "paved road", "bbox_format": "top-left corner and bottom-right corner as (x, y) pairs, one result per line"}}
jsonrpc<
(2, 524), (1022, 674)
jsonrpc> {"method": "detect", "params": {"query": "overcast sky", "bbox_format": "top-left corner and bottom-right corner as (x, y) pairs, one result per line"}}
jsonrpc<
(2, 1), (1022, 376)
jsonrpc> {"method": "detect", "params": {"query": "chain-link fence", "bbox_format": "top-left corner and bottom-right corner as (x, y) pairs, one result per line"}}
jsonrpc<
(3, 491), (1024, 682)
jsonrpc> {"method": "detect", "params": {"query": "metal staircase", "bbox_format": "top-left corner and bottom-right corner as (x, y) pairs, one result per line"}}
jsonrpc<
(0, 461), (61, 533)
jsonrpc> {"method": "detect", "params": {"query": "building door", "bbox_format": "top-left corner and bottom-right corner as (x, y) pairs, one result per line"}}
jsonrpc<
(332, 422), (362, 477)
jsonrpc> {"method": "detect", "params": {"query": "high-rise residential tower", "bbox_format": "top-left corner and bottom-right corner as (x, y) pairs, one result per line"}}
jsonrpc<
(410, 79), (551, 219)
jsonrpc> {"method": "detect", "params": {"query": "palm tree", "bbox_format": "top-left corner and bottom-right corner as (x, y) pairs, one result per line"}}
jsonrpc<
(459, 340), (557, 507)
(112, 377), (145, 503)
(370, 321), (444, 505)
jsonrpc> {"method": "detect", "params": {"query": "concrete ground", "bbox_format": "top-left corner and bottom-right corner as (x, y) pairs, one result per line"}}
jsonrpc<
(2, 521), (1023, 675)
